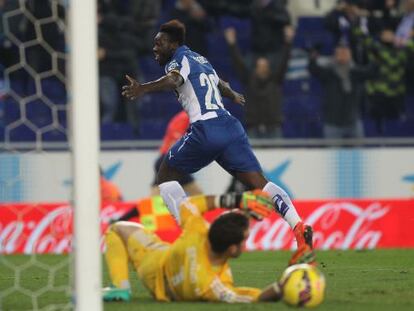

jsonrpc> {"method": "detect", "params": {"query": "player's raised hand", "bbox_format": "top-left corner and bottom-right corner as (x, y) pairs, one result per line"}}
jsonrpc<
(122, 75), (143, 100)
(232, 91), (245, 106)
(218, 79), (245, 105)
(240, 190), (274, 220)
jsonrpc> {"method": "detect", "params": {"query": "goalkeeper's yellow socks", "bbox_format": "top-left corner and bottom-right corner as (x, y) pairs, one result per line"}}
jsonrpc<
(104, 226), (130, 289)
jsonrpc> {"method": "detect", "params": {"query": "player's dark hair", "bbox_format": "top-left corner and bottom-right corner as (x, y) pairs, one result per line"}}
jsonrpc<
(159, 19), (186, 45)
(208, 212), (249, 254)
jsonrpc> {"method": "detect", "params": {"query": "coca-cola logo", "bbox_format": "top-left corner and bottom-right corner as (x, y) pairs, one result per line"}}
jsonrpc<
(0, 205), (72, 254)
(246, 201), (390, 251)
(1, 200), (412, 254)
(0, 204), (125, 254)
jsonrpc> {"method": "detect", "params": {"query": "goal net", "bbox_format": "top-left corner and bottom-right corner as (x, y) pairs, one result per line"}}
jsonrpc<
(0, 1), (101, 310)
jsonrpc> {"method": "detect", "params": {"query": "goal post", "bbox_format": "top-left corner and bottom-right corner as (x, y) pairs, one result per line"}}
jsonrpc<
(0, 0), (102, 310)
(68, 0), (102, 310)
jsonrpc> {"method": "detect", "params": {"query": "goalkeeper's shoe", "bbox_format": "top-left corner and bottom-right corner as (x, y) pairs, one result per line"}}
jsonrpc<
(293, 222), (313, 249)
(288, 245), (316, 266)
(102, 286), (131, 302)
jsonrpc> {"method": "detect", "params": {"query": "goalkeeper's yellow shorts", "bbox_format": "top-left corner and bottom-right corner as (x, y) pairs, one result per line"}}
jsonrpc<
(126, 228), (170, 295)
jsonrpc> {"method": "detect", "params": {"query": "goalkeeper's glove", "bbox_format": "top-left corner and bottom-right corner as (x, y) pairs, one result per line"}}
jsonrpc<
(218, 190), (274, 220)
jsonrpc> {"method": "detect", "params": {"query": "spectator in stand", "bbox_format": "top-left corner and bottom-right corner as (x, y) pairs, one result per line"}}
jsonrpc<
(98, 0), (161, 57)
(123, 0), (162, 133)
(366, 0), (401, 36)
(250, 0), (291, 69)
(97, 0), (160, 129)
(127, 0), (162, 57)
(151, 110), (203, 196)
(224, 26), (294, 139)
(395, 0), (414, 47)
(308, 43), (377, 139)
(170, 0), (211, 56)
(354, 23), (414, 134)
(325, 0), (370, 64)
(198, 0), (252, 17)
(24, 1), (66, 73)
(401, 0), (414, 92)
(0, 0), (21, 77)
(0, 0), (4, 54)
(100, 167), (123, 203)
(98, 7), (137, 123)
(1, 1), (65, 96)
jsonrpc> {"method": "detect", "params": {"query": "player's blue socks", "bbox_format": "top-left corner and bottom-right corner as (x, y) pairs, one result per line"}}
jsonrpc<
(263, 182), (301, 229)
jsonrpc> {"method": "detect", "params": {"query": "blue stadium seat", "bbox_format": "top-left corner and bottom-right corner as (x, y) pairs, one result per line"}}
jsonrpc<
(42, 129), (67, 142)
(139, 119), (168, 139)
(139, 93), (181, 123)
(41, 78), (67, 105)
(8, 123), (36, 141)
(405, 95), (414, 117)
(4, 98), (21, 125)
(101, 123), (136, 141)
(26, 99), (53, 128)
(363, 115), (414, 137)
(295, 17), (335, 55)
(282, 94), (322, 138)
(219, 16), (251, 50)
(139, 56), (164, 81)
(8, 76), (34, 98)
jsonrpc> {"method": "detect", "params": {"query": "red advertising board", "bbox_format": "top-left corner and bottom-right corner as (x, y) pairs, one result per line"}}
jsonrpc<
(0, 199), (413, 254)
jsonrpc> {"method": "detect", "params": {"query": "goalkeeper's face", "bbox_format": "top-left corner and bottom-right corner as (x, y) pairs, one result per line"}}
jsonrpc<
(228, 228), (250, 259)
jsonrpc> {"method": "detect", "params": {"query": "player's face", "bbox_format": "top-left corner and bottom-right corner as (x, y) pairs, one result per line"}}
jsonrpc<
(153, 32), (176, 66)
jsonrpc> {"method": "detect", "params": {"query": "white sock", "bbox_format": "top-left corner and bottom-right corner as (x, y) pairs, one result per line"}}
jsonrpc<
(262, 182), (301, 229)
(159, 181), (187, 224)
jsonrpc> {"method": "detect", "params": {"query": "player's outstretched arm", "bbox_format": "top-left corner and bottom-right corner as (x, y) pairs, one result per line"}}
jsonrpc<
(122, 72), (183, 100)
(258, 282), (283, 302)
(194, 190), (273, 220)
(214, 190), (274, 220)
(203, 279), (282, 303)
(175, 190), (273, 228)
(217, 79), (245, 105)
(161, 182), (273, 226)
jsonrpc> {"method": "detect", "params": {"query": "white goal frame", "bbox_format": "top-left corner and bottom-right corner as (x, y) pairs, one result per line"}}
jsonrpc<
(68, 1), (102, 311)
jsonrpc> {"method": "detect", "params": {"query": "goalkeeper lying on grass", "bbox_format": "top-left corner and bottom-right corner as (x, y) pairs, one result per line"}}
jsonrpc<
(103, 181), (313, 303)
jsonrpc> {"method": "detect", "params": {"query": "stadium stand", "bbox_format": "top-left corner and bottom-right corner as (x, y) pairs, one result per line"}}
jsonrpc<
(1, 1), (413, 141)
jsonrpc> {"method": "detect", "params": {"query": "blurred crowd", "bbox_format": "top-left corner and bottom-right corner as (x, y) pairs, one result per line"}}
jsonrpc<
(318, 0), (414, 137)
(1, 0), (414, 140)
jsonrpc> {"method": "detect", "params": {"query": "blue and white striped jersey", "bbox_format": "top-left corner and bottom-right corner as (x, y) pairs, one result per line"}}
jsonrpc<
(165, 45), (229, 123)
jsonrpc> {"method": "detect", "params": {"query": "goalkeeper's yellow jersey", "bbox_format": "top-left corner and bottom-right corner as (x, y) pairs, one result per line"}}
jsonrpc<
(153, 196), (261, 302)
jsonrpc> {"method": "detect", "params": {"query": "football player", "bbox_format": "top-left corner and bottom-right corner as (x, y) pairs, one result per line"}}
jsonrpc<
(103, 182), (312, 302)
(122, 20), (313, 254)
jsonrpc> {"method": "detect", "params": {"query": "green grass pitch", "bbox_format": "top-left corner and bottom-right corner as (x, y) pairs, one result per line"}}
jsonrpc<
(1, 249), (413, 311)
